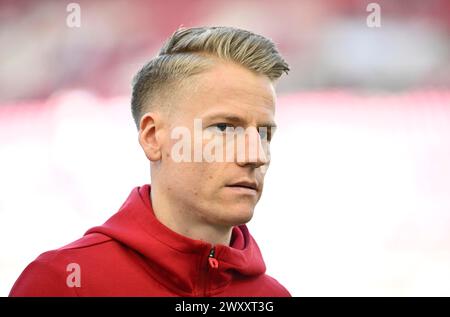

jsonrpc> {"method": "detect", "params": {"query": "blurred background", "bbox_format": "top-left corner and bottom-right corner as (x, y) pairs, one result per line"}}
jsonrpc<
(0, 0), (449, 296)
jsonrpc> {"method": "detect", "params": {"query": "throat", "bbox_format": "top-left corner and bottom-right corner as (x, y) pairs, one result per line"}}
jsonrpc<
(151, 189), (232, 246)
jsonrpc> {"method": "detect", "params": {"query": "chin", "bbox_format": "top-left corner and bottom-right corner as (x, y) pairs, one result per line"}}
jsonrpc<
(218, 205), (255, 226)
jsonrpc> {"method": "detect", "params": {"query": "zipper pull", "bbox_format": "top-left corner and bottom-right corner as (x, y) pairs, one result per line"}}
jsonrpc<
(208, 247), (219, 269)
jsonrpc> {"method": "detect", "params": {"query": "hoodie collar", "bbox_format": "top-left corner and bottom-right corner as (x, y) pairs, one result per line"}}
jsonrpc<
(85, 185), (266, 296)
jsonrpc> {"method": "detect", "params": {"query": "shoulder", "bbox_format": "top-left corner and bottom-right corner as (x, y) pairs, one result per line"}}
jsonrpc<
(59, 232), (113, 251)
(260, 274), (291, 297)
(32, 233), (115, 269)
(9, 233), (114, 297)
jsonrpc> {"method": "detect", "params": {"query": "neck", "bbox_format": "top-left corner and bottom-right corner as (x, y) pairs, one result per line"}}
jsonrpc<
(150, 186), (232, 246)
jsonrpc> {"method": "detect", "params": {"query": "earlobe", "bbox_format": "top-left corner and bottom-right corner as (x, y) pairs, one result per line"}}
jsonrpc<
(138, 113), (163, 161)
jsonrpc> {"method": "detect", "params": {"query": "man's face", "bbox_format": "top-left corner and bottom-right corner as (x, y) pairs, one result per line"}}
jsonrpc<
(157, 61), (277, 227)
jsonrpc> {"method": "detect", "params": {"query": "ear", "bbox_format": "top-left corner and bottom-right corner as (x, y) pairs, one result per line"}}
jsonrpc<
(138, 112), (163, 161)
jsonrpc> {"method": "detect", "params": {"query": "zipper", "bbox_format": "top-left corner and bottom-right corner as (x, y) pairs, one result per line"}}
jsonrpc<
(208, 247), (219, 269)
(202, 246), (219, 296)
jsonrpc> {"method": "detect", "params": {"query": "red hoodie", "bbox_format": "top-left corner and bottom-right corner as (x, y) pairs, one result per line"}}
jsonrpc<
(9, 185), (290, 296)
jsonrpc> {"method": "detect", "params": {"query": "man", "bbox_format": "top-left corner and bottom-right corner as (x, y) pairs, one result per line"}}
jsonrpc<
(10, 26), (290, 296)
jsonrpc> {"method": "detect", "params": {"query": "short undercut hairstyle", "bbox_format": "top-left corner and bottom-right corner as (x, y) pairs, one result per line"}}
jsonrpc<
(131, 26), (290, 129)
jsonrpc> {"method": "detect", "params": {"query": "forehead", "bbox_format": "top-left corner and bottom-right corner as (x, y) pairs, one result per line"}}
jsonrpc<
(176, 61), (276, 122)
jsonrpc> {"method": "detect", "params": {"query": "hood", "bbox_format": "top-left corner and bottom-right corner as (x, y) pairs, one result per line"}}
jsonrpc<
(85, 185), (266, 296)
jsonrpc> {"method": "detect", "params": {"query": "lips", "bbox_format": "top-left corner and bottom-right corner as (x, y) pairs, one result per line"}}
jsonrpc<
(226, 180), (258, 191)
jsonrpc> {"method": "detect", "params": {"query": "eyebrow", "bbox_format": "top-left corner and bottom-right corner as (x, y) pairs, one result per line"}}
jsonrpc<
(203, 112), (277, 129)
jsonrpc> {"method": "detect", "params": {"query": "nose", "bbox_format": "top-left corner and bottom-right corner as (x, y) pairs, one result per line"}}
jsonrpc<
(235, 126), (270, 168)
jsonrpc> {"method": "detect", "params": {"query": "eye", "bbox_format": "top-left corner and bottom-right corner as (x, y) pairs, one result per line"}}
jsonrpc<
(258, 126), (273, 141)
(258, 127), (268, 140)
(211, 123), (234, 132)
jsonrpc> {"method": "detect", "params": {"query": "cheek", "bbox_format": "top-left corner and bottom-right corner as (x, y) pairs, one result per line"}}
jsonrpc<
(195, 163), (228, 196)
(205, 167), (224, 187)
(173, 162), (216, 189)
(162, 161), (196, 187)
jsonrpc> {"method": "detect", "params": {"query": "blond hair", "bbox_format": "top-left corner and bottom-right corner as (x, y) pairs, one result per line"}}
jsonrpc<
(131, 26), (290, 128)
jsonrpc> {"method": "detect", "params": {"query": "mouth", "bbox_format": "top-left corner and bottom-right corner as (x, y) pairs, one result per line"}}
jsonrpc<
(225, 180), (258, 195)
